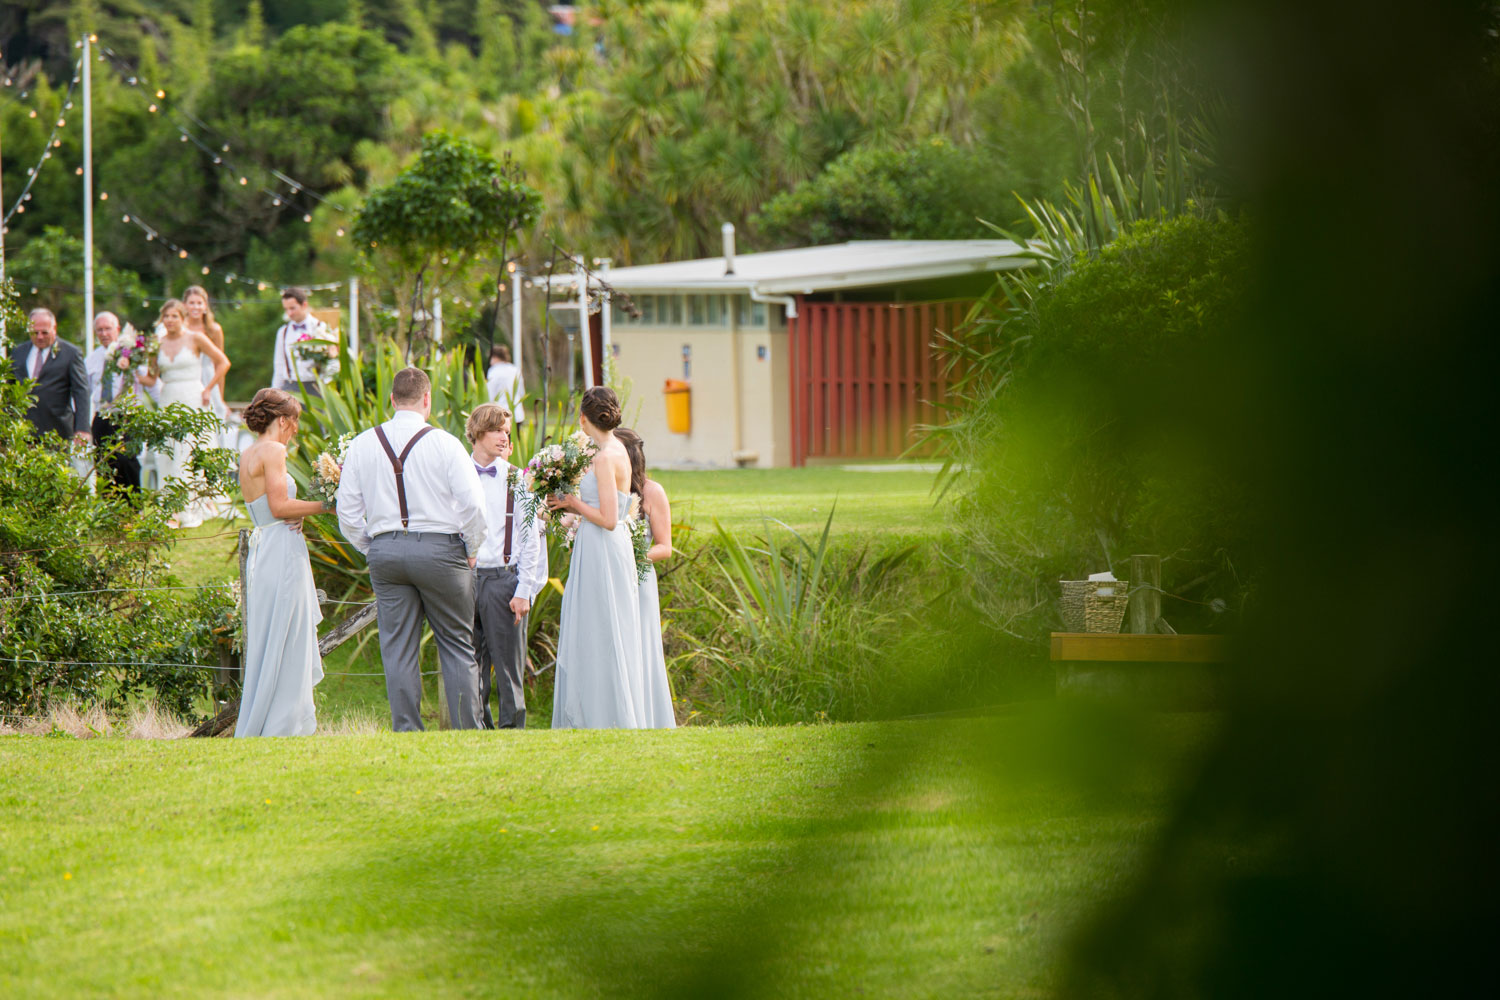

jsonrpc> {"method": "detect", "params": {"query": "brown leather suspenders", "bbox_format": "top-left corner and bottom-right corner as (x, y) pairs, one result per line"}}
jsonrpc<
(374, 424), (436, 529)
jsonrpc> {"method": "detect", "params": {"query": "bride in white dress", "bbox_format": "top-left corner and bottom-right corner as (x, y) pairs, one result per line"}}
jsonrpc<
(548, 387), (646, 729)
(136, 298), (230, 528)
(234, 388), (329, 737)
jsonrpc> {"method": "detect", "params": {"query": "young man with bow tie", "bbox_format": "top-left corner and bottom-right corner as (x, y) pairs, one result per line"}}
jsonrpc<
(467, 402), (548, 730)
(272, 286), (332, 397)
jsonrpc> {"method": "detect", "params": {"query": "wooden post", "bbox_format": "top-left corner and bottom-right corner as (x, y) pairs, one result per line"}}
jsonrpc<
(1128, 554), (1162, 635)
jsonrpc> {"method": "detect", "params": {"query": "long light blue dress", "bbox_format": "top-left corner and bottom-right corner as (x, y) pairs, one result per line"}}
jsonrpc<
(638, 509), (677, 728)
(552, 469), (646, 729)
(235, 481), (324, 737)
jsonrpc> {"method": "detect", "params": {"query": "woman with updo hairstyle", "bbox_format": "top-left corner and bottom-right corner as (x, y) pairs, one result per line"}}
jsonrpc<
(547, 385), (650, 728)
(614, 427), (676, 728)
(234, 387), (331, 738)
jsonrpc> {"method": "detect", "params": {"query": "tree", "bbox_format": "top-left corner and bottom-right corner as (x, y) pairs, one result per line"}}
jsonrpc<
(750, 140), (1016, 248)
(353, 130), (541, 353)
(5, 227), (151, 339)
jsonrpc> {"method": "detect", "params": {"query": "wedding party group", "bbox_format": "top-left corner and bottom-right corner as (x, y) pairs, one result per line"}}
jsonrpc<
(234, 371), (677, 737)
(7, 285), (338, 528)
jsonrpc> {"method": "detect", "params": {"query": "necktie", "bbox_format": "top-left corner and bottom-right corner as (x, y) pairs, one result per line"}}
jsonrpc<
(32, 348), (47, 379)
(475, 464), (498, 477)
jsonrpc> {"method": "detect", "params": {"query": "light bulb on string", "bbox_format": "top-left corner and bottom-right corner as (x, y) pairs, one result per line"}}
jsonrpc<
(99, 192), (108, 201)
(336, 228), (345, 237)
(76, 167), (83, 175)
(128, 77), (137, 86)
(238, 177), (248, 186)
(122, 214), (130, 222)
(221, 144), (230, 153)
(178, 250), (188, 259)
(28, 110), (36, 118)
(156, 90), (165, 99)
(148, 104), (157, 113)
(272, 198), (282, 206)
(64, 101), (72, 110)
(145, 234), (153, 241)
(303, 214), (312, 223)
(257, 282), (267, 291)
(213, 156), (222, 164)
(180, 135), (188, 143)
(201, 267), (210, 276)
(53, 139), (62, 148)
(57, 118), (64, 126)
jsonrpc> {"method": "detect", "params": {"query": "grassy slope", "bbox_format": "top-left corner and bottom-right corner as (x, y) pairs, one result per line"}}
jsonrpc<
(654, 466), (944, 537)
(0, 714), (1206, 998)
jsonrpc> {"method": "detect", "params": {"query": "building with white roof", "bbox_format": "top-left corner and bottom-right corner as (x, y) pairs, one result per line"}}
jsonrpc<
(549, 234), (1032, 467)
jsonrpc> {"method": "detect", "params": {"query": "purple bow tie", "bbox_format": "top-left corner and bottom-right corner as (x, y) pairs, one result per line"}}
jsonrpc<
(476, 464), (498, 477)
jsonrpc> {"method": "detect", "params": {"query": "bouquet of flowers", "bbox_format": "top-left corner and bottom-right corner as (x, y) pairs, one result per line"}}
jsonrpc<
(291, 328), (340, 378)
(308, 432), (353, 506)
(519, 430), (597, 534)
(626, 495), (652, 582)
(101, 323), (158, 402)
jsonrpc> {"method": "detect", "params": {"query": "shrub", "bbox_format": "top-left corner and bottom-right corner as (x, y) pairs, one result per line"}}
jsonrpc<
(949, 212), (1254, 638)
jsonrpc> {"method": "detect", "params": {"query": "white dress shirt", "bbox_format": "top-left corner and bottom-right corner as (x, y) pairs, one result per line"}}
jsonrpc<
(486, 361), (525, 421)
(85, 345), (107, 414)
(272, 316), (331, 386)
(473, 457), (548, 600)
(337, 410), (488, 555)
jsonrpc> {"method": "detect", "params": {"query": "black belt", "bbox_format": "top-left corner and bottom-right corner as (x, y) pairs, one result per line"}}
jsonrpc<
(475, 564), (518, 578)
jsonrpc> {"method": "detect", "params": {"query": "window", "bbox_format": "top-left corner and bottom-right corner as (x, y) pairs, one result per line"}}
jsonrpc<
(706, 294), (725, 326)
(641, 295), (656, 324)
(751, 299), (767, 326)
(611, 302), (634, 326)
(688, 294), (705, 325)
(668, 295), (684, 324)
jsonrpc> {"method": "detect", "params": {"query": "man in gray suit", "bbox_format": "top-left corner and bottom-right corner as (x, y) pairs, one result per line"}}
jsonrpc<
(10, 308), (91, 445)
(336, 367), (489, 731)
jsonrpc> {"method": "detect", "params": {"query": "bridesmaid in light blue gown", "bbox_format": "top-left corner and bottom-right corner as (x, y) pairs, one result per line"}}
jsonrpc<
(234, 388), (329, 738)
(615, 428), (677, 728)
(549, 388), (646, 729)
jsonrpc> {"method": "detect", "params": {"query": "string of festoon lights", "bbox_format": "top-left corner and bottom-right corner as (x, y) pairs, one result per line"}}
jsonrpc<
(94, 41), (348, 226)
(114, 198), (344, 294)
(1, 55), (83, 228)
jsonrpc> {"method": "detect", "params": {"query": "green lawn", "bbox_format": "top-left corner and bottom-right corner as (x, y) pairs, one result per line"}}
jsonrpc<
(654, 465), (945, 537)
(169, 465), (946, 590)
(0, 713), (1207, 998)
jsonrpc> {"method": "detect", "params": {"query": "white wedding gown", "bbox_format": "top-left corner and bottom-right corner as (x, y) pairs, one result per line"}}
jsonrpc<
(552, 469), (647, 728)
(155, 344), (219, 528)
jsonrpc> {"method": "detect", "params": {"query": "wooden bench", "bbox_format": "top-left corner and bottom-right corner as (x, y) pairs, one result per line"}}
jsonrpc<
(1050, 631), (1230, 707)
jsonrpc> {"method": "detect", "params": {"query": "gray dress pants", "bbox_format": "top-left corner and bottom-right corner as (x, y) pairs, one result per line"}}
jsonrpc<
(474, 565), (529, 729)
(367, 531), (480, 731)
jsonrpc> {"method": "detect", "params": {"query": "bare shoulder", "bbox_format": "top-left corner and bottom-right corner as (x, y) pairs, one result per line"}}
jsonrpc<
(643, 479), (669, 504)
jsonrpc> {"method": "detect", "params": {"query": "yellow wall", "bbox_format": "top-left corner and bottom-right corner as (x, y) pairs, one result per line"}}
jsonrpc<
(611, 315), (790, 468)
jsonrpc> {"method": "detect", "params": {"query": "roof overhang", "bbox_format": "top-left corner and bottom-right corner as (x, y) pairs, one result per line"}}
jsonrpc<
(545, 240), (1035, 297)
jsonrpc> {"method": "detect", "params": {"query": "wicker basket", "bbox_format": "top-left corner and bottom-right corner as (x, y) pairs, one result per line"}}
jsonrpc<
(1060, 579), (1131, 633)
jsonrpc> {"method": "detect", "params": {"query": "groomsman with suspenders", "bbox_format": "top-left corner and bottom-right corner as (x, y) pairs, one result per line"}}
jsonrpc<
(336, 368), (489, 731)
(466, 403), (548, 729)
(271, 286), (331, 397)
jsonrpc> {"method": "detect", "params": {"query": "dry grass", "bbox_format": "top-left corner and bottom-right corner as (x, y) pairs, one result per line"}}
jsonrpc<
(0, 699), (379, 739)
(0, 699), (191, 739)
(316, 706), (385, 735)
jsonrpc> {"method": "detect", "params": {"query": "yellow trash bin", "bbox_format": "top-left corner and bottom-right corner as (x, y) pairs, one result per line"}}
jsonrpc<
(663, 379), (691, 434)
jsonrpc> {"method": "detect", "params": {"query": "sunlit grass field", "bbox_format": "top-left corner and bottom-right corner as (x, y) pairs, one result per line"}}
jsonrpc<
(0, 713), (1207, 998)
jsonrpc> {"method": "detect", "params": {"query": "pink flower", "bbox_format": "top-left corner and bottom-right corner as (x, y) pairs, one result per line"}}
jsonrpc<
(116, 357), (130, 370)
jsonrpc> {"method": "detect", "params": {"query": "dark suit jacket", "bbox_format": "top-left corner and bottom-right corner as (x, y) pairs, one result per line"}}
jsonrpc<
(10, 339), (91, 440)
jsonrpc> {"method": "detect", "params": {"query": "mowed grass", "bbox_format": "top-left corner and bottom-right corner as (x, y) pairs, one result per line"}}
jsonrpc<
(0, 713), (1207, 998)
(654, 465), (945, 537)
(167, 465), (945, 589)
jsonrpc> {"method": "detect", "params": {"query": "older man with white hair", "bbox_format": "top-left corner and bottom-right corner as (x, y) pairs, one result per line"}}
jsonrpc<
(9, 307), (90, 445)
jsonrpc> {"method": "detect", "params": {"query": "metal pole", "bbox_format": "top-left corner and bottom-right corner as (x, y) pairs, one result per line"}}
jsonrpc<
(511, 267), (523, 377)
(577, 265), (594, 388)
(598, 258), (612, 376)
(82, 33), (95, 355)
(348, 277), (359, 359)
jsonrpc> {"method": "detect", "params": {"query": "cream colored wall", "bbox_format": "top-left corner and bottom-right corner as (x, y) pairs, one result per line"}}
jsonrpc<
(611, 318), (789, 468)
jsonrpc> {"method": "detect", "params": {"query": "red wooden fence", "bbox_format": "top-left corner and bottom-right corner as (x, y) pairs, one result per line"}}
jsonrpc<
(787, 298), (969, 466)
